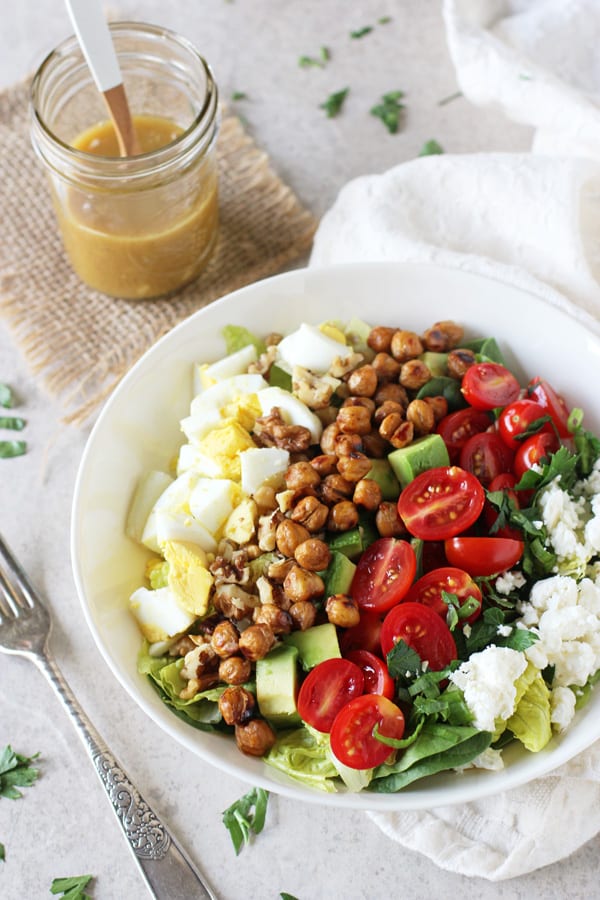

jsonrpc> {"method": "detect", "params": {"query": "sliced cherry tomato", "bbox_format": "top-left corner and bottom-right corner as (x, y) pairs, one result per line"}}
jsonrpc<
(339, 612), (383, 657)
(405, 566), (482, 624)
(488, 473), (518, 493)
(296, 658), (364, 733)
(461, 362), (521, 411)
(484, 472), (522, 540)
(497, 399), (552, 451)
(380, 601), (457, 669)
(345, 649), (395, 699)
(444, 536), (524, 576)
(436, 408), (492, 463)
(397, 466), (485, 540)
(528, 377), (572, 438)
(459, 432), (514, 487)
(421, 539), (448, 573)
(351, 537), (416, 613)
(330, 694), (406, 770)
(513, 431), (561, 480)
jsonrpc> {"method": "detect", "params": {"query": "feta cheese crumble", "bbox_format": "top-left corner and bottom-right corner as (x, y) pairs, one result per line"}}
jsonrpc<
(538, 461), (600, 577)
(449, 646), (527, 732)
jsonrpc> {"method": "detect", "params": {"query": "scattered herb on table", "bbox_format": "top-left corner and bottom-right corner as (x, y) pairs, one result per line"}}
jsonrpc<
(0, 415), (26, 430)
(0, 842), (4, 862)
(222, 787), (269, 854)
(0, 383), (13, 408)
(437, 90), (462, 106)
(519, 73), (533, 80)
(50, 875), (94, 899)
(378, 16), (392, 24)
(370, 90), (405, 133)
(419, 139), (444, 156)
(0, 440), (27, 459)
(0, 745), (40, 799)
(350, 26), (373, 38)
(320, 87), (349, 118)
(299, 47), (330, 68)
(231, 91), (248, 101)
(280, 894), (300, 900)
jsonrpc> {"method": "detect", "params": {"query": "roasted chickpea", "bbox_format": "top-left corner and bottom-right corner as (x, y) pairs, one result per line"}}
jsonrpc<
(288, 599), (317, 631)
(327, 500), (359, 532)
(276, 518), (311, 557)
(342, 395), (376, 415)
(353, 477), (382, 511)
(371, 352), (402, 382)
(361, 430), (389, 458)
(267, 556), (295, 582)
(253, 484), (278, 513)
(433, 320), (464, 349)
(376, 501), (407, 537)
(367, 325), (395, 353)
(400, 359), (432, 390)
(285, 460), (321, 491)
(336, 404), (372, 436)
(235, 719), (277, 757)
(378, 411), (404, 442)
(336, 451), (372, 483)
(294, 537), (331, 571)
(388, 420), (414, 449)
(334, 432), (364, 456)
(374, 382), (409, 407)
(325, 594), (361, 628)
(253, 602), (293, 635)
(218, 656), (252, 685)
(210, 621), (240, 659)
(320, 422), (341, 455)
(347, 364), (378, 397)
(422, 395), (448, 422)
(219, 686), (255, 725)
(373, 399), (405, 427)
(310, 453), (338, 477)
(320, 473), (354, 504)
(447, 348), (477, 379)
(290, 495), (330, 532)
(406, 398), (435, 435)
(283, 564), (325, 603)
(239, 623), (275, 661)
(390, 329), (424, 362)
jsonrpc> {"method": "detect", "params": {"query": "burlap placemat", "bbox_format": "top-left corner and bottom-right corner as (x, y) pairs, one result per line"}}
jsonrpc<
(0, 79), (317, 424)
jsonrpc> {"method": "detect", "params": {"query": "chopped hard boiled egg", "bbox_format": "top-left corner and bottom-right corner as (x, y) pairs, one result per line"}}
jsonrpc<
(240, 447), (290, 496)
(182, 374), (268, 443)
(125, 470), (174, 543)
(188, 477), (241, 537)
(257, 386), (323, 443)
(193, 421), (256, 481)
(154, 509), (217, 553)
(224, 497), (258, 544)
(163, 540), (214, 616)
(193, 343), (258, 394)
(276, 323), (354, 375)
(129, 585), (196, 642)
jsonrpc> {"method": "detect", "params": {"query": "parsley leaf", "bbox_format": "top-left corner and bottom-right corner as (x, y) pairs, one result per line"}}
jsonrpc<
(350, 26), (373, 38)
(378, 16), (392, 24)
(50, 875), (93, 899)
(280, 894), (300, 900)
(515, 445), (578, 494)
(222, 787), (269, 854)
(419, 139), (444, 156)
(437, 90), (462, 106)
(0, 416), (26, 430)
(0, 842), (4, 862)
(0, 745), (40, 800)
(231, 91), (248, 101)
(0, 383), (14, 408)
(0, 440), (27, 459)
(386, 639), (422, 683)
(320, 88), (349, 118)
(370, 91), (405, 134)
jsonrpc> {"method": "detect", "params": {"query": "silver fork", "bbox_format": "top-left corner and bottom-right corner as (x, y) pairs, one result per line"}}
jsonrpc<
(0, 534), (218, 900)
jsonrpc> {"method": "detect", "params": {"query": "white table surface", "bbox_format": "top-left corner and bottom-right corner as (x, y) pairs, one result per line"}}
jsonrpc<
(2, 2), (599, 899)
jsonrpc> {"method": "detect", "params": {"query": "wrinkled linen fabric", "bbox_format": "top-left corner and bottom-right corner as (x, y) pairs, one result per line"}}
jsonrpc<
(309, 0), (600, 881)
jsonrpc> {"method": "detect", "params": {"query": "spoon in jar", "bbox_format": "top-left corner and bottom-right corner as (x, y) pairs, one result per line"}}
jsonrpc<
(65, 0), (141, 156)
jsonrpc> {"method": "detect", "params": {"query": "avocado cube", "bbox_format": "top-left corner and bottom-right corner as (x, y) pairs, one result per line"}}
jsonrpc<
(323, 551), (357, 598)
(328, 527), (364, 559)
(388, 433), (450, 488)
(365, 458), (401, 500)
(419, 351), (448, 377)
(256, 644), (301, 727)
(284, 623), (341, 672)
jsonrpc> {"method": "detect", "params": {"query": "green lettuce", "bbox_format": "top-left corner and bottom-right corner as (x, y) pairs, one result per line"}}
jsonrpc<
(507, 668), (552, 752)
(222, 325), (266, 356)
(265, 726), (339, 792)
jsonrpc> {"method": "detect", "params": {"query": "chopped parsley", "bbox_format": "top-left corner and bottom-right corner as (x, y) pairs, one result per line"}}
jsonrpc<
(0, 842), (4, 862)
(0, 440), (27, 459)
(320, 87), (349, 118)
(222, 787), (269, 854)
(437, 90), (462, 106)
(0, 745), (40, 799)
(350, 26), (373, 38)
(50, 875), (94, 899)
(0, 416), (25, 430)
(370, 90), (405, 133)
(299, 46), (330, 68)
(419, 139), (444, 157)
(231, 91), (248, 101)
(378, 16), (392, 24)
(0, 383), (13, 408)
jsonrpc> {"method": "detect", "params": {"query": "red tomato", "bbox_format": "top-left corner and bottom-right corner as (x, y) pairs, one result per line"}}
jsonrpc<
(528, 377), (572, 438)
(461, 363), (521, 411)
(405, 566), (482, 624)
(488, 473), (518, 493)
(380, 601), (457, 669)
(513, 431), (560, 480)
(297, 658), (364, 733)
(421, 539), (448, 573)
(345, 649), (396, 699)
(330, 694), (406, 770)
(351, 537), (416, 613)
(437, 408), (492, 463)
(339, 612), (383, 657)
(498, 399), (551, 450)
(444, 536), (524, 576)
(459, 432), (514, 487)
(397, 466), (485, 540)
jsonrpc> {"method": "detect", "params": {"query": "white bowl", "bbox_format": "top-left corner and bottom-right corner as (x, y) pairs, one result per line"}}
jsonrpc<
(71, 261), (600, 810)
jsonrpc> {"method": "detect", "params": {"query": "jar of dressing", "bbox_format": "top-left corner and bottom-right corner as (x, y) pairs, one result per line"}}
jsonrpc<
(30, 22), (220, 300)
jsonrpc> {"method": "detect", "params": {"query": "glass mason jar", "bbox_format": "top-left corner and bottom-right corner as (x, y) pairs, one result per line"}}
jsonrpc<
(30, 22), (220, 300)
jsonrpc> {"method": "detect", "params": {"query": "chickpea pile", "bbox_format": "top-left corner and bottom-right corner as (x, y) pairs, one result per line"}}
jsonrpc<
(172, 319), (471, 758)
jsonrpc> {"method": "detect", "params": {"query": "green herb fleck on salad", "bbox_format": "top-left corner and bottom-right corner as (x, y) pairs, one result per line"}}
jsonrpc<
(320, 88), (349, 118)
(350, 26), (373, 38)
(370, 91), (405, 133)
(222, 787), (269, 854)
(50, 874), (94, 899)
(0, 745), (40, 800)
(419, 139), (444, 157)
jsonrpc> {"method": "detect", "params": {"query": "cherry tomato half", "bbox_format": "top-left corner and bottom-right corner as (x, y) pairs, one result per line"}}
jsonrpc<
(459, 431), (514, 487)
(513, 431), (560, 480)
(296, 658), (364, 733)
(436, 408), (492, 463)
(397, 466), (485, 540)
(351, 537), (416, 613)
(527, 377), (572, 438)
(330, 694), (406, 770)
(345, 649), (395, 700)
(339, 612), (383, 657)
(497, 399), (552, 451)
(405, 566), (482, 624)
(444, 536), (524, 577)
(461, 362), (521, 411)
(380, 601), (457, 669)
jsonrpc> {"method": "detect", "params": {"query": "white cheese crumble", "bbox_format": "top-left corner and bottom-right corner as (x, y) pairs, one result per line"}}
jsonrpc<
(537, 461), (600, 576)
(495, 569), (526, 595)
(449, 646), (527, 732)
(550, 686), (577, 732)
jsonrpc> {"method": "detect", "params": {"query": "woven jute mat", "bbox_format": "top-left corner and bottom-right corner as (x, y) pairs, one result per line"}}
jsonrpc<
(0, 80), (318, 424)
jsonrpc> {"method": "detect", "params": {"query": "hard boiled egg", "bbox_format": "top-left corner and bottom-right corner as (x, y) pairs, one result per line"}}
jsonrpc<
(188, 477), (241, 537)
(240, 447), (290, 496)
(256, 386), (323, 444)
(163, 540), (214, 616)
(193, 344), (258, 395)
(129, 585), (196, 642)
(276, 323), (353, 375)
(182, 373), (268, 443)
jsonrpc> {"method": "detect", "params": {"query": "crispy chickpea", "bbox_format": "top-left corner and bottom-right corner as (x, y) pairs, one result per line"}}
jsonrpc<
(334, 432), (363, 456)
(422, 395), (448, 422)
(373, 399), (405, 426)
(239, 623), (275, 661)
(285, 460), (321, 491)
(283, 564), (325, 603)
(353, 477), (382, 511)
(342, 395), (376, 415)
(267, 556), (295, 582)
(310, 453), (338, 477)
(276, 519), (311, 557)
(253, 603), (293, 635)
(219, 686), (255, 725)
(336, 404), (372, 436)
(253, 484), (278, 513)
(336, 451), (372, 483)
(320, 473), (354, 504)
(390, 329), (424, 362)
(290, 495), (330, 532)
(347, 364), (378, 397)
(374, 382), (409, 407)
(210, 621), (240, 659)
(327, 500), (359, 532)
(235, 719), (277, 757)
(406, 398), (435, 435)
(378, 411), (404, 442)
(294, 537), (331, 571)
(367, 325), (395, 353)
(447, 348), (477, 379)
(434, 320), (464, 348)
(325, 594), (361, 628)
(400, 359), (432, 390)
(288, 599), (317, 631)
(219, 656), (252, 685)
(371, 352), (402, 382)
(361, 430), (389, 458)
(376, 501), (407, 537)
(388, 420), (414, 449)
(320, 422), (341, 454)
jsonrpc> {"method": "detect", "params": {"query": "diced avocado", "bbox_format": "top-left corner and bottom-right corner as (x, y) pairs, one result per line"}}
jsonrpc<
(416, 375), (466, 411)
(388, 434), (450, 488)
(269, 364), (293, 391)
(322, 551), (356, 598)
(462, 336), (506, 366)
(420, 351), (448, 377)
(365, 458), (401, 500)
(328, 527), (364, 559)
(344, 317), (375, 359)
(256, 644), (301, 727)
(284, 623), (341, 672)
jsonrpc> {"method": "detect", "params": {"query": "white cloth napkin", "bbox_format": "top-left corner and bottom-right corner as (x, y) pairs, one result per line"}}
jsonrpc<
(309, 0), (600, 881)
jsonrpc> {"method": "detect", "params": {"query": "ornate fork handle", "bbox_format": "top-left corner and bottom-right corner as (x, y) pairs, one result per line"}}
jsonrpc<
(35, 649), (218, 900)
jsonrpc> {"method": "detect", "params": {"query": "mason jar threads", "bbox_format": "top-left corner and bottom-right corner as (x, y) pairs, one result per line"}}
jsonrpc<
(30, 22), (220, 300)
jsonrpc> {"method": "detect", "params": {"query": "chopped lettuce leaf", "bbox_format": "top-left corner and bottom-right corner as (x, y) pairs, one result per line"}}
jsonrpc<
(222, 325), (266, 357)
(506, 667), (552, 752)
(265, 726), (339, 792)
(137, 643), (225, 726)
